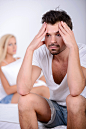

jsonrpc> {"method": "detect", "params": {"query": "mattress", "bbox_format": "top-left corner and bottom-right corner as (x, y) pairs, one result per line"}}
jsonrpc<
(0, 104), (67, 129)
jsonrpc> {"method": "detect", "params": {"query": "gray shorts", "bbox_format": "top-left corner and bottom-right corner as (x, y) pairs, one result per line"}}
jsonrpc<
(40, 98), (67, 128)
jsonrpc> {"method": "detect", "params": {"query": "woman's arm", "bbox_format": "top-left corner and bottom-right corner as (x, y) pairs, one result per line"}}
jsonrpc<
(0, 67), (17, 95)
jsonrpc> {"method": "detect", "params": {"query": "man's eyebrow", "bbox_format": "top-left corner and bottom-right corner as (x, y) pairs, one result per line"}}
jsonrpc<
(56, 31), (59, 33)
(46, 31), (59, 34)
(46, 33), (50, 35)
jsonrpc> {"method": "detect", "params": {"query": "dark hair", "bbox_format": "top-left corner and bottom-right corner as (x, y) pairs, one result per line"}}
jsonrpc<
(42, 10), (73, 30)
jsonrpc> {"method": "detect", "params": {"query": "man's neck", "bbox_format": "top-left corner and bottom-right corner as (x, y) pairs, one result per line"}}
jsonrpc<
(53, 47), (69, 63)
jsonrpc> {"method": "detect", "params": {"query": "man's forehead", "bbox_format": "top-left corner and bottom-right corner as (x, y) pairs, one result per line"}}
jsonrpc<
(46, 22), (59, 34)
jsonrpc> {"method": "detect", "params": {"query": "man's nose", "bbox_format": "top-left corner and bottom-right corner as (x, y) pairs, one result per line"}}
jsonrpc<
(51, 35), (56, 43)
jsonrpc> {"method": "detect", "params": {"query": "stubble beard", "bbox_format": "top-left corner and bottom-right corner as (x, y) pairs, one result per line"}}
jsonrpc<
(48, 44), (60, 55)
(48, 44), (67, 55)
(50, 49), (60, 55)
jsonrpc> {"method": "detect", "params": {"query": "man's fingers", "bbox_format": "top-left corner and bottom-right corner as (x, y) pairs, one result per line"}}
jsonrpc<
(61, 21), (71, 34)
(58, 22), (66, 35)
(37, 23), (47, 38)
(39, 29), (47, 40)
(59, 27), (64, 38)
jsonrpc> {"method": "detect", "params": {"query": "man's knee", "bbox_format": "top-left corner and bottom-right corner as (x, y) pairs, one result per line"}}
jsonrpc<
(66, 94), (86, 114)
(18, 93), (36, 112)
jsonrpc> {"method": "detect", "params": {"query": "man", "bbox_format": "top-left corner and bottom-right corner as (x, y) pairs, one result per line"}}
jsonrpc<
(17, 10), (86, 129)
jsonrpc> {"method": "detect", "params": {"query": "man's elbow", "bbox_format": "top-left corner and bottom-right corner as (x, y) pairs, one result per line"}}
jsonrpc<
(17, 83), (32, 96)
(70, 90), (81, 97)
(69, 83), (85, 97)
(17, 87), (31, 96)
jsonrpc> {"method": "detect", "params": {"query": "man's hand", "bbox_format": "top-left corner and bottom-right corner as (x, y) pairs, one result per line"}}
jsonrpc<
(59, 21), (77, 49)
(29, 22), (47, 51)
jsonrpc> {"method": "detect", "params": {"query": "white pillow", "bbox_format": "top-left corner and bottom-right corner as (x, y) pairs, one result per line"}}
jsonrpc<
(1, 58), (23, 86)
(1, 58), (47, 87)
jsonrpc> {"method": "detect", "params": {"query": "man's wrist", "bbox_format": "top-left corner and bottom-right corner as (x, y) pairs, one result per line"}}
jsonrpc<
(27, 46), (34, 53)
(69, 44), (79, 57)
(69, 43), (78, 51)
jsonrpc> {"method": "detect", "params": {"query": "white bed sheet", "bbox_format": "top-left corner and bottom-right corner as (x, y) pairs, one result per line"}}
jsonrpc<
(0, 104), (67, 129)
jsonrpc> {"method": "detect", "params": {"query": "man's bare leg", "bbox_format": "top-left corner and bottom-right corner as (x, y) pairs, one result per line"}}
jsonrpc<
(66, 94), (86, 129)
(18, 93), (51, 129)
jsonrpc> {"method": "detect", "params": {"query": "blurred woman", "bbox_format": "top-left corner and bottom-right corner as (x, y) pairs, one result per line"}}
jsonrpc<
(0, 34), (50, 104)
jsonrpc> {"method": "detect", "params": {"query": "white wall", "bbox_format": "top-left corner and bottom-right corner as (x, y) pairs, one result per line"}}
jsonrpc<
(0, 0), (86, 58)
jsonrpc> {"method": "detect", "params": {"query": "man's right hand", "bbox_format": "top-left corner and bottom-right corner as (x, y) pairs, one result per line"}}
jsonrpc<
(29, 22), (47, 51)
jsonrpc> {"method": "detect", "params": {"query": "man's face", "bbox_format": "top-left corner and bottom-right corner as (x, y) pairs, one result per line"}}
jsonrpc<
(45, 22), (66, 55)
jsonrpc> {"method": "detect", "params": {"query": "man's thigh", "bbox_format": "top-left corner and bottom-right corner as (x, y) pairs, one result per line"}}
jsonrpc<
(22, 93), (51, 123)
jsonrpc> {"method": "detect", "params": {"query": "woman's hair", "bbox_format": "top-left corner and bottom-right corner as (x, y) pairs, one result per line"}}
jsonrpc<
(42, 10), (73, 30)
(0, 34), (16, 63)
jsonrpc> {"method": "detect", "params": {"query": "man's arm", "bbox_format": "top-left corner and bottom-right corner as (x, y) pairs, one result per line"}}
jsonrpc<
(59, 21), (85, 96)
(17, 23), (47, 95)
(82, 67), (86, 86)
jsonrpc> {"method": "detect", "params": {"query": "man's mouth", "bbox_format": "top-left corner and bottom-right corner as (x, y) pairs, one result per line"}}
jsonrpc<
(49, 44), (60, 49)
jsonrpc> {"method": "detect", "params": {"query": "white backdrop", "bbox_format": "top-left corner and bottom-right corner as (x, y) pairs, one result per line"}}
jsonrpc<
(0, 0), (86, 58)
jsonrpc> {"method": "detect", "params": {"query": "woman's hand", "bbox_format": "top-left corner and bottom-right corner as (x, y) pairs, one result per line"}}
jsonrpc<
(28, 22), (47, 51)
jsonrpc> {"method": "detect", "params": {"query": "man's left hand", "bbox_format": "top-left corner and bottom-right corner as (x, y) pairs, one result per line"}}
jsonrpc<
(59, 21), (77, 49)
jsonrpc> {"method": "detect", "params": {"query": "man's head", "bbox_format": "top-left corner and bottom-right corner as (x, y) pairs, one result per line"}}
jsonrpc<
(42, 10), (73, 55)
(42, 10), (73, 30)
